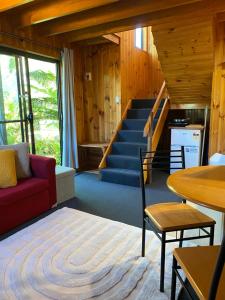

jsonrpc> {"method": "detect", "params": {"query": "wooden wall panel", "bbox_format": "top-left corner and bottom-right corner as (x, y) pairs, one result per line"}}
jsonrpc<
(74, 43), (121, 144)
(74, 46), (86, 144)
(152, 16), (214, 105)
(74, 28), (164, 145)
(120, 29), (164, 111)
(209, 22), (225, 155)
(148, 28), (165, 100)
(0, 16), (61, 59)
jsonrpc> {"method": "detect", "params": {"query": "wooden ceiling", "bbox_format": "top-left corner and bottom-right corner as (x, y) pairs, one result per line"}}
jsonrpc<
(2, 0), (225, 105)
(1, 0), (225, 46)
(1, 1), (225, 46)
(1, 0), (214, 46)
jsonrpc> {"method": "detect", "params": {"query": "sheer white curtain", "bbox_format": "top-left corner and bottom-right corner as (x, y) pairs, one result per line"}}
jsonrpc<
(61, 48), (78, 168)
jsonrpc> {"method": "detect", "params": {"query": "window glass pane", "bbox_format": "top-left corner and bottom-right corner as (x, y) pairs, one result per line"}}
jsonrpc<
(28, 58), (61, 164)
(0, 55), (20, 121)
(135, 28), (143, 49)
(5, 122), (23, 145)
(0, 54), (23, 145)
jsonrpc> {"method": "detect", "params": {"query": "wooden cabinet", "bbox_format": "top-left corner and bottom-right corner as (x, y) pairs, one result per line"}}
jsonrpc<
(78, 143), (108, 171)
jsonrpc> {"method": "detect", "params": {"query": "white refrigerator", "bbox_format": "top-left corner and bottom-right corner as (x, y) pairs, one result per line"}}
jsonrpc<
(170, 127), (203, 173)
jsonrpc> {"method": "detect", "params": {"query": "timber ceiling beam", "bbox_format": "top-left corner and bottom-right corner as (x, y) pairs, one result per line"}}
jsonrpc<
(102, 34), (120, 44)
(75, 37), (112, 46)
(60, 0), (216, 43)
(0, 0), (35, 12)
(9, 0), (119, 26)
(34, 0), (203, 37)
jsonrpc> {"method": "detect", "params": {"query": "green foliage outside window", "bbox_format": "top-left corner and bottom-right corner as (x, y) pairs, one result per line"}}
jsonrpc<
(0, 56), (61, 164)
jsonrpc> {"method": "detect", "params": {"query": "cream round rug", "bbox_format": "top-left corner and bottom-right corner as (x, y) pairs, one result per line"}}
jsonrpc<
(0, 208), (178, 299)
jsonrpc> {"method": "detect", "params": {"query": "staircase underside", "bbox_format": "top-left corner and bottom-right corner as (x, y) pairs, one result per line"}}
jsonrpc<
(152, 16), (214, 105)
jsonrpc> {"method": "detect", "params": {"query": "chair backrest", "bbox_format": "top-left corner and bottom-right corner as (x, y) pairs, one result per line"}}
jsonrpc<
(139, 146), (185, 209)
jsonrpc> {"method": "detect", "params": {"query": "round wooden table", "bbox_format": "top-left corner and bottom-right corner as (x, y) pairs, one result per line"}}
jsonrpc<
(167, 165), (225, 300)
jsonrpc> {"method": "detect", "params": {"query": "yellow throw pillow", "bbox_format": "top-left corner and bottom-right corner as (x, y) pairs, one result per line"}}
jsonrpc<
(0, 149), (17, 188)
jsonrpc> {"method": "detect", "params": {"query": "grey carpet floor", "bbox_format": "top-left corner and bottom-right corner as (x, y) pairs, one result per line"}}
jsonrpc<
(70, 170), (181, 228)
(1, 170), (181, 240)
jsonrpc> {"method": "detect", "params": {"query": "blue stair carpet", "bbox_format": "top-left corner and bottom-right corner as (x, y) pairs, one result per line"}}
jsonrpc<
(100, 99), (163, 187)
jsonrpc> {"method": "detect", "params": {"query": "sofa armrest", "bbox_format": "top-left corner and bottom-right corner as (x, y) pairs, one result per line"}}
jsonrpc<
(29, 154), (56, 206)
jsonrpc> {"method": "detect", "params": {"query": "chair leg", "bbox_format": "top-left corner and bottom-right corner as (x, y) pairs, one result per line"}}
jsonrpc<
(180, 199), (186, 248)
(179, 230), (184, 248)
(208, 233), (225, 300)
(170, 256), (177, 300)
(142, 217), (146, 257)
(160, 232), (166, 292)
(209, 225), (215, 246)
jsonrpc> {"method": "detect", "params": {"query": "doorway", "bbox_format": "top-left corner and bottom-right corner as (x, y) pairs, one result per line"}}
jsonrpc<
(0, 50), (61, 164)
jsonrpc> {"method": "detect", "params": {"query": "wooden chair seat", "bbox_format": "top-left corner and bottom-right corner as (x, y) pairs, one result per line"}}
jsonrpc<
(173, 246), (225, 299)
(140, 148), (216, 292)
(145, 202), (215, 231)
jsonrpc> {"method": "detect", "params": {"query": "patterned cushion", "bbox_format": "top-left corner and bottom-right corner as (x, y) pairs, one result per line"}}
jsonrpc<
(0, 143), (31, 179)
(0, 149), (17, 188)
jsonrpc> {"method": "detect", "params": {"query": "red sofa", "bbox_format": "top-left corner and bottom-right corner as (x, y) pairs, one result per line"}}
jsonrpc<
(0, 154), (56, 234)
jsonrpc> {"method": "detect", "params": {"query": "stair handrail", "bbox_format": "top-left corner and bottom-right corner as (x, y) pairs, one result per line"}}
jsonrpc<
(143, 97), (170, 182)
(143, 81), (169, 183)
(99, 99), (133, 169)
(143, 80), (166, 138)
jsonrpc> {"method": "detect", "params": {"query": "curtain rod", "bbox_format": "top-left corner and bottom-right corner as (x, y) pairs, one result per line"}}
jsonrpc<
(0, 31), (63, 52)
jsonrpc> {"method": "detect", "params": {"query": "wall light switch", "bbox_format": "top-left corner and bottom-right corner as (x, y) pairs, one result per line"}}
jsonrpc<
(85, 72), (92, 81)
(115, 96), (120, 104)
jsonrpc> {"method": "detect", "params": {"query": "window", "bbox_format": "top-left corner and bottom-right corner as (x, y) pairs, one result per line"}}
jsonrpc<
(135, 27), (149, 51)
(0, 49), (61, 164)
(135, 28), (143, 49)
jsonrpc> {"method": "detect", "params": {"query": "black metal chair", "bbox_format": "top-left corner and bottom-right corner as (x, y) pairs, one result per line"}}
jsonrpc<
(140, 146), (216, 292)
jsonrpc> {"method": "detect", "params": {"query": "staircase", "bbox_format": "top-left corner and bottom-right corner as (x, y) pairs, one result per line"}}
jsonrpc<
(99, 81), (169, 187)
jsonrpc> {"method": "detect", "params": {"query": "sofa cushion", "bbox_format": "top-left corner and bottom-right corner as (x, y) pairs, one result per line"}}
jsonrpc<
(0, 149), (17, 188)
(0, 143), (31, 179)
(0, 178), (48, 205)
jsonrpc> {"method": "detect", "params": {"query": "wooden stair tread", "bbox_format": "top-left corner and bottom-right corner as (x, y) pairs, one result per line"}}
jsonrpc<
(145, 203), (215, 231)
(174, 246), (225, 300)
